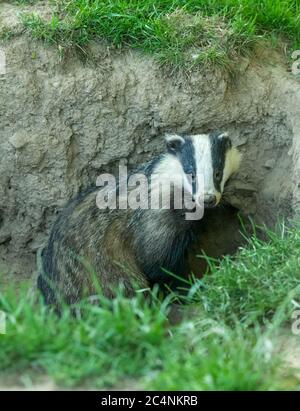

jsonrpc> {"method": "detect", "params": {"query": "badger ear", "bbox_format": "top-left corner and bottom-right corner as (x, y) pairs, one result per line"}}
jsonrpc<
(165, 134), (185, 154)
(218, 132), (232, 149)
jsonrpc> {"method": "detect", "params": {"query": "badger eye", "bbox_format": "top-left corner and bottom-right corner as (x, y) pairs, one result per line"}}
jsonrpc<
(186, 169), (195, 180)
(214, 170), (221, 181)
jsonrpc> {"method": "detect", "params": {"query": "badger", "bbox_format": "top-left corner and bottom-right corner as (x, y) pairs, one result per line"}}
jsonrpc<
(37, 131), (241, 307)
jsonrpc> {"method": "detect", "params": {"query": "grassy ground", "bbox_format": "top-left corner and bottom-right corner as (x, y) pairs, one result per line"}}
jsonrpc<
(12, 0), (299, 69)
(0, 221), (300, 390)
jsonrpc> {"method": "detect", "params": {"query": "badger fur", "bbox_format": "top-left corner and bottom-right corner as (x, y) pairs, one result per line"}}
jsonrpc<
(38, 131), (241, 306)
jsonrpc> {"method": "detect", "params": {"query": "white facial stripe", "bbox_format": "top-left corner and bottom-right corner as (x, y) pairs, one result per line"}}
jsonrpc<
(154, 153), (182, 180)
(152, 154), (186, 196)
(191, 135), (216, 198)
(152, 152), (198, 209)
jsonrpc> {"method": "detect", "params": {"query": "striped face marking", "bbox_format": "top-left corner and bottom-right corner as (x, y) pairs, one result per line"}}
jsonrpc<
(164, 132), (240, 208)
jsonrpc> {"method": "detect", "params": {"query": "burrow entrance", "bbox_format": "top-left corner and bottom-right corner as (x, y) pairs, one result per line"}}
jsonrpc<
(187, 205), (244, 278)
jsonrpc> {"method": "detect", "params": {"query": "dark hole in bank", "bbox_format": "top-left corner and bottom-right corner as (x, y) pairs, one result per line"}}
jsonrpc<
(187, 204), (246, 278)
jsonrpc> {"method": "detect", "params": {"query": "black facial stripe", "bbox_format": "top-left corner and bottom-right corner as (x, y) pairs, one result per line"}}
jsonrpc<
(178, 136), (197, 195)
(209, 132), (230, 191)
(179, 136), (196, 173)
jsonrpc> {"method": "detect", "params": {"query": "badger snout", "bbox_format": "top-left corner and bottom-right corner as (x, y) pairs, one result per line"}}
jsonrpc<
(204, 194), (217, 208)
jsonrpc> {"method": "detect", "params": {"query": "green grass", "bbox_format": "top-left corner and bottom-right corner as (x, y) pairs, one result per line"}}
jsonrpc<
(0, 221), (300, 390)
(185, 221), (300, 325)
(0, 26), (14, 41)
(18, 0), (300, 68)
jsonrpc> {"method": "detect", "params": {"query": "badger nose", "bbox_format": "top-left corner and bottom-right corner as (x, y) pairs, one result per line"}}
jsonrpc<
(204, 194), (217, 208)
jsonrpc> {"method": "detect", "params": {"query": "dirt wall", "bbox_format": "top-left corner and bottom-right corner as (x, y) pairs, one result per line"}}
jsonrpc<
(0, 35), (300, 278)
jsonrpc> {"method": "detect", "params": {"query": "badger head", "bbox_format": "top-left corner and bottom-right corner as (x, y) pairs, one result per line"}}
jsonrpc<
(163, 131), (241, 209)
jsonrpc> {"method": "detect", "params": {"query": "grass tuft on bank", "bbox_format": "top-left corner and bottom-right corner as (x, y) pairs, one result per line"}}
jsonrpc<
(18, 0), (300, 68)
(0, 221), (300, 389)
(185, 221), (300, 325)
